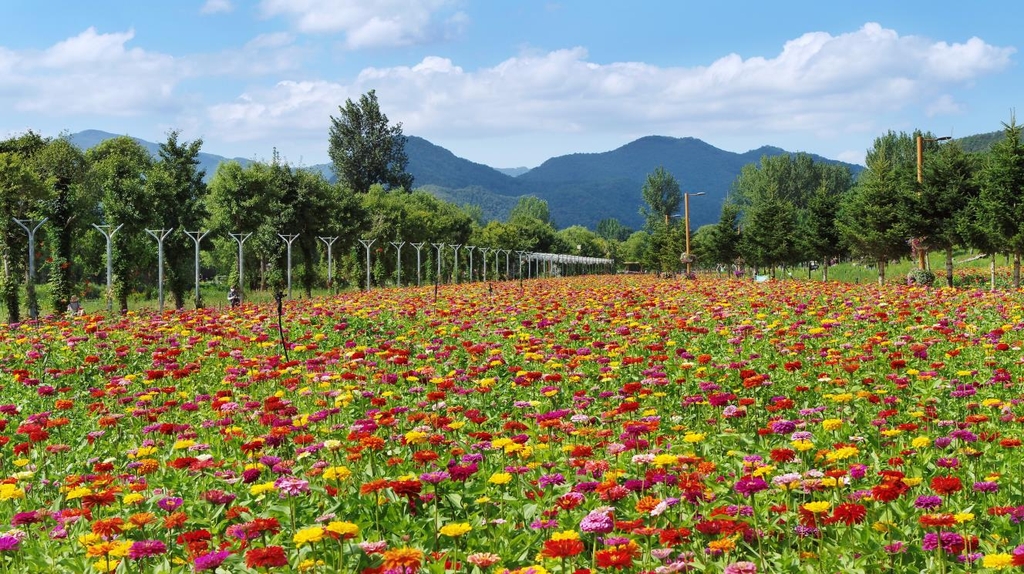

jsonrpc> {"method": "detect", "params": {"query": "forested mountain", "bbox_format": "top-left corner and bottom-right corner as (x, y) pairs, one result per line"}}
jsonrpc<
(957, 131), (1004, 153)
(68, 130), (861, 231)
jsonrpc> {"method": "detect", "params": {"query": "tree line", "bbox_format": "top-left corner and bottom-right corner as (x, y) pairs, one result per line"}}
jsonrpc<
(0, 92), (622, 323)
(4, 88), (1021, 323)
(633, 114), (1024, 287)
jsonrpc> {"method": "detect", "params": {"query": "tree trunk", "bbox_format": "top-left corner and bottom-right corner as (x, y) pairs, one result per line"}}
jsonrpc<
(822, 260), (829, 282)
(945, 247), (954, 288)
(877, 260), (885, 286)
(991, 256), (996, 292)
(1015, 253), (1021, 290)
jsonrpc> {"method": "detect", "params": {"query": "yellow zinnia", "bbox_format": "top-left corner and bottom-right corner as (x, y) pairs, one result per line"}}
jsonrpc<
(982, 554), (1013, 569)
(802, 501), (830, 514)
(439, 523), (472, 537)
(489, 473), (512, 485)
(326, 521), (359, 537)
(294, 526), (326, 546)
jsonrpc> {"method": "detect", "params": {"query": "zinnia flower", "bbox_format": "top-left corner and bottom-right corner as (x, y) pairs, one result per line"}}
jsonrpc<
(439, 523), (472, 537)
(127, 539), (167, 560)
(382, 547), (424, 572)
(194, 550), (231, 571)
(245, 546), (288, 569)
(293, 526), (325, 546)
(724, 562), (758, 574)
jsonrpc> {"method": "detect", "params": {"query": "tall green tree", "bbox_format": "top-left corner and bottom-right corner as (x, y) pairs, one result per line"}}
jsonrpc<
(595, 217), (631, 242)
(87, 136), (156, 312)
(639, 167), (683, 272)
(206, 160), (284, 292)
(328, 90), (413, 194)
(838, 134), (917, 284)
(639, 167), (682, 230)
(35, 136), (93, 312)
(978, 114), (1024, 288)
(703, 202), (742, 271)
(919, 140), (981, 286)
(0, 151), (49, 323)
(147, 132), (208, 308)
(509, 196), (553, 226)
(738, 187), (800, 275)
(800, 165), (853, 281)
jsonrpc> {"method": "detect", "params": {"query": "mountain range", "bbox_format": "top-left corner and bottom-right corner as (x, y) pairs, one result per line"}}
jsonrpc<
(69, 129), (864, 231)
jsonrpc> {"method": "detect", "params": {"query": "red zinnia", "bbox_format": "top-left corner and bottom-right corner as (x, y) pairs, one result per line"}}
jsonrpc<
(541, 539), (585, 559)
(826, 503), (867, 526)
(930, 476), (963, 495)
(246, 546), (288, 569)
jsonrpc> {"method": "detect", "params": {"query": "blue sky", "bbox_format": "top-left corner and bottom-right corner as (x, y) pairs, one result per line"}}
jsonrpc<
(1, 1), (1019, 169)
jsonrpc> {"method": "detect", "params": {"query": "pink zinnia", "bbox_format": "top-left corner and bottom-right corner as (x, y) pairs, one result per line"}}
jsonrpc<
(128, 539), (167, 559)
(724, 561), (757, 574)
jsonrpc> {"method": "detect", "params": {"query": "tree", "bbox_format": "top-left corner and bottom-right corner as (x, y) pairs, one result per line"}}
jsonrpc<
(206, 160), (284, 292)
(619, 231), (650, 265)
(147, 131), (208, 308)
(280, 167), (362, 296)
(0, 151), (49, 323)
(800, 165), (853, 281)
(328, 90), (413, 194)
(978, 114), (1024, 288)
(35, 136), (93, 313)
(509, 196), (553, 226)
(639, 167), (682, 230)
(87, 136), (155, 312)
(596, 217), (631, 242)
(838, 134), (917, 284)
(639, 167), (683, 273)
(703, 202), (742, 271)
(919, 140), (981, 286)
(738, 187), (800, 275)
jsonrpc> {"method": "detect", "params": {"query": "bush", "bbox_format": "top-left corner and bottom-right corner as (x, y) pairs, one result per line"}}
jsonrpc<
(906, 268), (936, 286)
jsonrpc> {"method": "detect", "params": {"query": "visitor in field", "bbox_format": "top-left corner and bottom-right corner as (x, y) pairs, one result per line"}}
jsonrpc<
(228, 286), (241, 307)
(66, 296), (83, 316)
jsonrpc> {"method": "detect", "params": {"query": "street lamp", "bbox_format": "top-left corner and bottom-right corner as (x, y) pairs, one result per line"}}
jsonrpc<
(915, 135), (952, 270)
(683, 192), (705, 276)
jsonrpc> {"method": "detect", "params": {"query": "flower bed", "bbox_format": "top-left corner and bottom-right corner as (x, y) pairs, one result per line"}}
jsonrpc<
(0, 275), (1023, 572)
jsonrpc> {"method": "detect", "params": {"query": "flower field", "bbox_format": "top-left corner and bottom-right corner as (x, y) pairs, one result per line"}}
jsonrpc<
(4, 275), (1024, 573)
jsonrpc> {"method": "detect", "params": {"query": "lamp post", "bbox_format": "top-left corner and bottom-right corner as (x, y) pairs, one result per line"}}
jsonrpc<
(683, 192), (705, 276)
(915, 135), (952, 270)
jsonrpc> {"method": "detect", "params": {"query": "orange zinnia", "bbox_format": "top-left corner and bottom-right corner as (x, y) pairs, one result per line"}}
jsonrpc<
(382, 547), (424, 572)
(635, 495), (660, 513)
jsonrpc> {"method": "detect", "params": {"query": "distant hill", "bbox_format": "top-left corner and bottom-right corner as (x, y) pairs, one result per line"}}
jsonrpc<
(495, 167), (531, 177)
(68, 129), (863, 231)
(405, 136), (523, 196)
(957, 131), (1004, 153)
(68, 130), (260, 180)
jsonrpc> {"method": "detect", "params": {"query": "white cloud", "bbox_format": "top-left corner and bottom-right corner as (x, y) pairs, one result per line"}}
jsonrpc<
(200, 0), (234, 15)
(836, 150), (867, 165)
(259, 0), (466, 48)
(4, 28), (181, 117)
(926, 94), (964, 117)
(0, 28), (305, 120)
(204, 23), (1014, 152)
